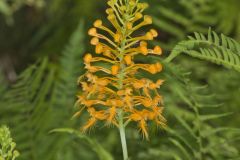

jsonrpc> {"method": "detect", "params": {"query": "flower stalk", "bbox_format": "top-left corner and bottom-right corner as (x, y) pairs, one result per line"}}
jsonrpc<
(118, 111), (128, 160)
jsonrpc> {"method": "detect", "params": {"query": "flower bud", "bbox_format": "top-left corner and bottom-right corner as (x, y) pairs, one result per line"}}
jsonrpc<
(90, 37), (99, 45)
(126, 22), (133, 30)
(142, 3), (149, 9)
(106, 8), (114, 14)
(95, 44), (103, 54)
(153, 46), (162, 55)
(145, 32), (153, 40)
(150, 29), (158, 37)
(107, 14), (115, 21)
(84, 54), (93, 63)
(14, 150), (20, 157)
(107, 0), (114, 6)
(94, 20), (102, 28)
(129, 0), (135, 6)
(88, 28), (97, 36)
(120, 6), (127, 12)
(135, 12), (143, 19)
(144, 15), (152, 24)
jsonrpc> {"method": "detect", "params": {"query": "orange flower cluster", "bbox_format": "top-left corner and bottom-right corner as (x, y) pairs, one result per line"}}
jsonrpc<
(75, 0), (166, 139)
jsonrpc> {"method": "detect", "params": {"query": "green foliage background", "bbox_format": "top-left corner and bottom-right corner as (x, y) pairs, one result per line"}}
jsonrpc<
(0, 0), (239, 160)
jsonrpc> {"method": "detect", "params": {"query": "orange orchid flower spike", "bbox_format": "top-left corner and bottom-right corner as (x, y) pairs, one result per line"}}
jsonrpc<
(75, 0), (166, 159)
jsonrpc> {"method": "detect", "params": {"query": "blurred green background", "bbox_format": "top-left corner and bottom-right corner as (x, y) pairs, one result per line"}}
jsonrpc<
(0, 0), (239, 160)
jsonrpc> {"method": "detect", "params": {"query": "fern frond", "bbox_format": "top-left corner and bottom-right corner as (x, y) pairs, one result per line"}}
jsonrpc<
(151, 0), (216, 49)
(51, 128), (113, 160)
(130, 58), (239, 159)
(0, 20), (96, 160)
(53, 20), (85, 107)
(0, 58), (52, 159)
(158, 63), (240, 160)
(47, 20), (86, 160)
(152, 0), (240, 49)
(166, 29), (240, 72)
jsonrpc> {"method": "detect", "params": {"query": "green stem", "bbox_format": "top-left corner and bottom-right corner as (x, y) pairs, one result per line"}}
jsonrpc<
(119, 112), (128, 160)
(117, 1), (131, 160)
(164, 52), (178, 63)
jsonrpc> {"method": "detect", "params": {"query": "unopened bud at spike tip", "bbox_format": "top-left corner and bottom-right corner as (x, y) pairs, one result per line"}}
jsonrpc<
(129, 1), (135, 6)
(120, 6), (127, 12)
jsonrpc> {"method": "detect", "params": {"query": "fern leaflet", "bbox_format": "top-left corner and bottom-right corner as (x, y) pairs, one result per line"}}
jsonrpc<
(166, 29), (240, 72)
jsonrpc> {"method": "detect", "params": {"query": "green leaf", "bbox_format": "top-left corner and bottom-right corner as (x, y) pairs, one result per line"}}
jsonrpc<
(167, 128), (195, 155)
(166, 30), (240, 72)
(200, 112), (233, 121)
(202, 127), (240, 138)
(174, 115), (197, 139)
(169, 138), (192, 160)
(51, 128), (114, 160)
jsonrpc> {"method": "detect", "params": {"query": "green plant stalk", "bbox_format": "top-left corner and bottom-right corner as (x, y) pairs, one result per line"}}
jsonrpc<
(119, 111), (128, 160)
(190, 92), (203, 160)
(164, 53), (178, 63)
(185, 81), (203, 159)
(117, 68), (128, 160)
(117, 5), (129, 160)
